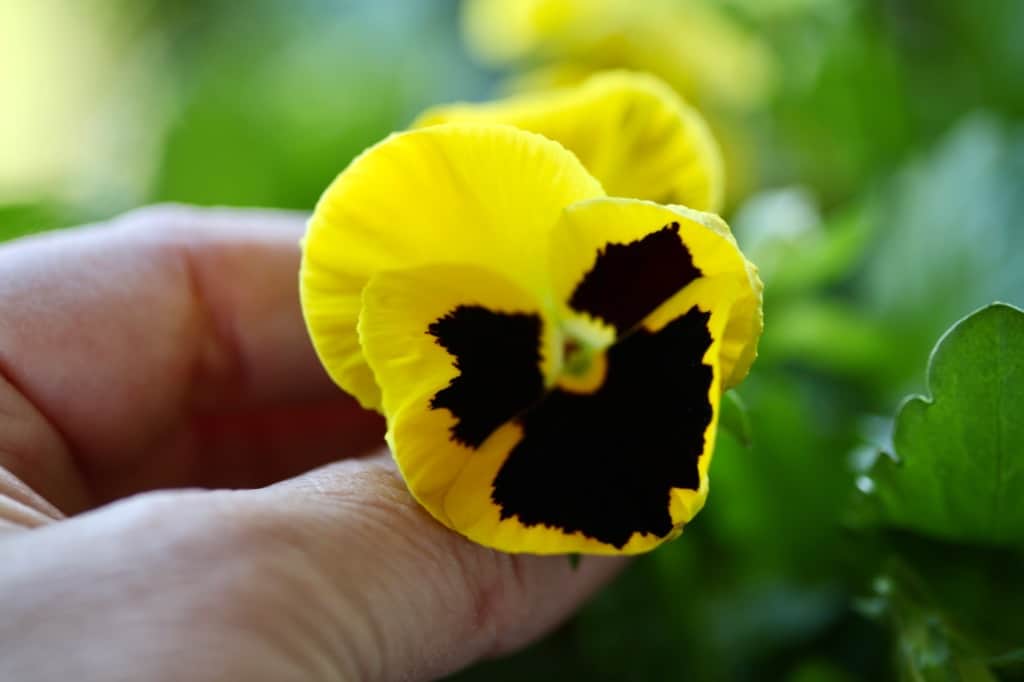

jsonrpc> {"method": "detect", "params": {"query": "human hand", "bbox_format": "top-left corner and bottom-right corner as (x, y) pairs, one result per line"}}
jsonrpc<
(0, 206), (623, 682)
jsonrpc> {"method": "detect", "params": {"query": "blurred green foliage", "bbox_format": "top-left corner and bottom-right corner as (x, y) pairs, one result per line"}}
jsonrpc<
(2, 0), (1023, 680)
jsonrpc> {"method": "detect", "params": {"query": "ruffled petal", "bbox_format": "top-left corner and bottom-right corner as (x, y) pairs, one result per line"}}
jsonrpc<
(549, 196), (762, 388)
(630, 274), (745, 530)
(359, 263), (739, 555)
(300, 123), (604, 409)
(358, 264), (555, 530)
(415, 71), (723, 211)
(447, 273), (738, 554)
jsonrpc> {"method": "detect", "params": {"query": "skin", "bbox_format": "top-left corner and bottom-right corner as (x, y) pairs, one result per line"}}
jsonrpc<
(0, 205), (623, 682)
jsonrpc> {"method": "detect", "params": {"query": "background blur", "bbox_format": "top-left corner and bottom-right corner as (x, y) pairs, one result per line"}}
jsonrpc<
(2, 1), (1023, 680)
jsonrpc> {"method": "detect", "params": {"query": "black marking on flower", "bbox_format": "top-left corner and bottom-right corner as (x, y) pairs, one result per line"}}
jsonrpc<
(428, 305), (545, 448)
(491, 307), (714, 549)
(569, 222), (702, 333)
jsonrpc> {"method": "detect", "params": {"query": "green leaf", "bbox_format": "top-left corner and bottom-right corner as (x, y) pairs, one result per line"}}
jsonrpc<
(987, 647), (1024, 668)
(719, 391), (753, 448)
(863, 303), (1024, 545)
(862, 561), (1001, 682)
(866, 535), (1024, 671)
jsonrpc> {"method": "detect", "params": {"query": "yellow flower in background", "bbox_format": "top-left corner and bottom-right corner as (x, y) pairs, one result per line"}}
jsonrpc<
(415, 71), (724, 212)
(461, 0), (776, 112)
(301, 123), (761, 555)
(460, 0), (777, 204)
(462, 0), (620, 64)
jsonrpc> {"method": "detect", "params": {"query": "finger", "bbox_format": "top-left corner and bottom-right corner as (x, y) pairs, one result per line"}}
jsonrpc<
(0, 370), (90, 513)
(0, 453), (624, 681)
(104, 205), (342, 409)
(0, 205), (382, 510)
(84, 397), (385, 505)
(256, 453), (627, 681)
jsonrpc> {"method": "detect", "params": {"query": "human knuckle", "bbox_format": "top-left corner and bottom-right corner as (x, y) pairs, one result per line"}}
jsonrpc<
(448, 543), (532, 655)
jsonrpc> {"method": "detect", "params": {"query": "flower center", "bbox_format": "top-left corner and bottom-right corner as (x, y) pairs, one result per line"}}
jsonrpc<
(557, 316), (614, 393)
(562, 337), (590, 375)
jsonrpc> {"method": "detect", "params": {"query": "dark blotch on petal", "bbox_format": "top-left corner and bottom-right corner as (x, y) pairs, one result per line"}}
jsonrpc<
(491, 307), (714, 549)
(429, 305), (545, 449)
(569, 222), (702, 333)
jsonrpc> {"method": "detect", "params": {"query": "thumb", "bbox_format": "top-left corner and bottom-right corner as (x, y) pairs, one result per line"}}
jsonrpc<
(255, 452), (625, 681)
(0, 453), (623, 682)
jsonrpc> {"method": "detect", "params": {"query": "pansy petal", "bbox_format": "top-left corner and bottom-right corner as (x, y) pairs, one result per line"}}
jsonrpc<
(300, 123), (604, 410)
(361, 262), (734, 555)
(637, 274), (747, 526)
(358, 264), (558, 527)
(415, 71), (724, 211)
(550, 197), (762, 388)
(446, 275), (738, 555)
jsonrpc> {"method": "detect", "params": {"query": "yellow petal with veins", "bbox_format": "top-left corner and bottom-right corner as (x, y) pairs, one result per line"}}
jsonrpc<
(359, 260), (739, 555)
(416, 71), (723, 212)
(549, 197), (762, 388)
(300, 123), (604, 410)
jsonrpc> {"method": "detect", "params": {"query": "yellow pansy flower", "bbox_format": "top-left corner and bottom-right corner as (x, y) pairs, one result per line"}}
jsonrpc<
(415, 71), (724, 212)
(462, 0), (776, 111)
(300, 123), (762, 555)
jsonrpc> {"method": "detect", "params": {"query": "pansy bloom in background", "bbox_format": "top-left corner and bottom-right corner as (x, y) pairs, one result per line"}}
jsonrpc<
(415, 71), (723, 212)
(461, 0), (776, 111)
(301, 97), (761, 555)
(460, 0), (777, 204)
